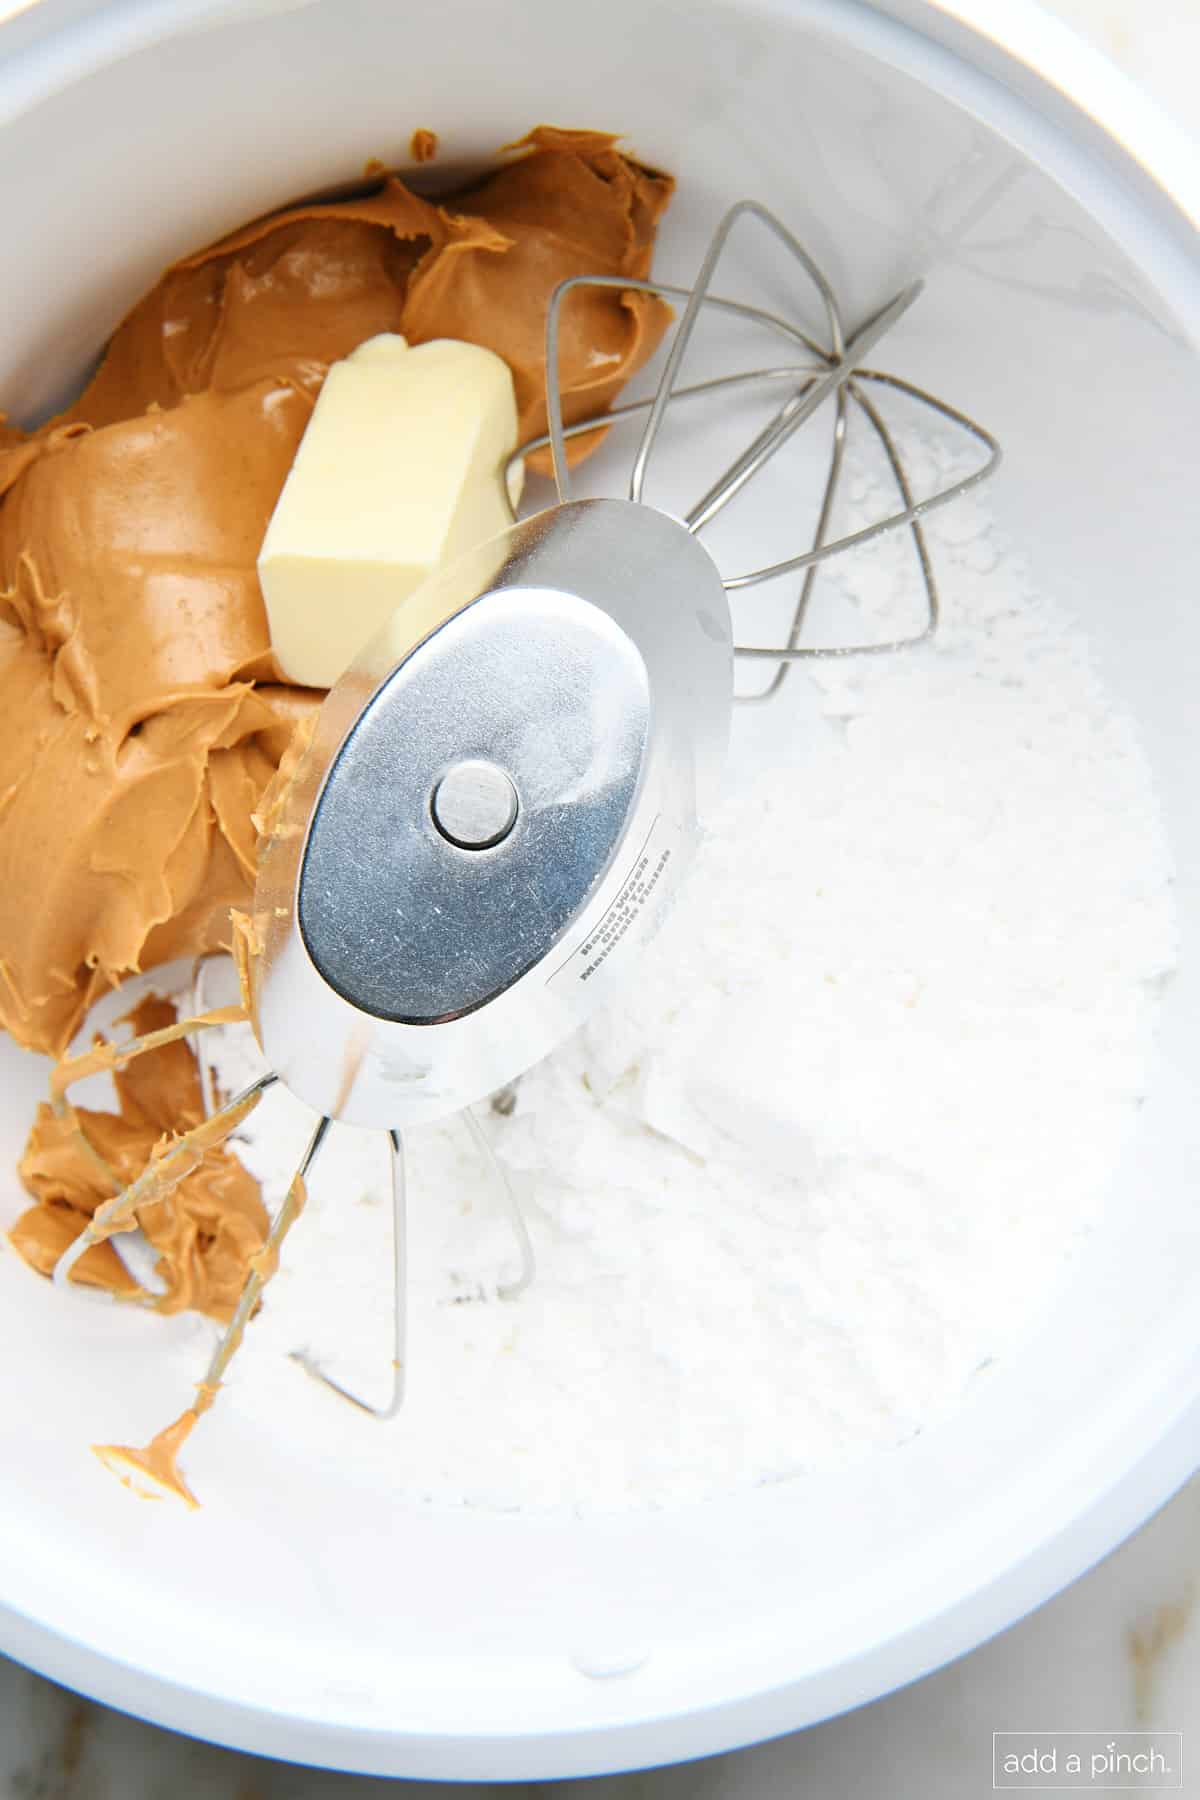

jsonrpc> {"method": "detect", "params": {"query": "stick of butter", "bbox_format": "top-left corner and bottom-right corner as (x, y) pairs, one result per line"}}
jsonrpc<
(258, 333), (525, 688)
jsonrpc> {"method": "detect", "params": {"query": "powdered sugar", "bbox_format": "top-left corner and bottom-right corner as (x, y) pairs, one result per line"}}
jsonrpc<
(192, 423), (1176, 1512)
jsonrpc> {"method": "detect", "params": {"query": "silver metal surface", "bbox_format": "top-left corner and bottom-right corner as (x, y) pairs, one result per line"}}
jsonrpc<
(431, 761), (519, 851)
(535, 198), (1001, 674)
(299, 582), (653, 1024)
(251, 498), (732, 1128)
(291, 1128), (407, 1421)
(675, 283), (922, 534)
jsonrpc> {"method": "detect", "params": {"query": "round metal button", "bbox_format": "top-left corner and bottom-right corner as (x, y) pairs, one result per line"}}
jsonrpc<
(431, 760), (519, 850)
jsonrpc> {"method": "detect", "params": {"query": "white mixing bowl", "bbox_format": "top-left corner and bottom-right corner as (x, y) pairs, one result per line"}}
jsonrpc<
(1, 0), (1199, 1780)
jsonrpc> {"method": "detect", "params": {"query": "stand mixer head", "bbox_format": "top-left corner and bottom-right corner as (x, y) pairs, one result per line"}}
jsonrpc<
(250, 201), (1000, 1133)
(250, 498), (732, 1131)
(49, 197), (1001, 1469)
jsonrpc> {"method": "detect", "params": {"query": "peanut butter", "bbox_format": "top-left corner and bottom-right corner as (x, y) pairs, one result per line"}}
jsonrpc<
(11, 995), (269, 1320)
(0, 125), (673, 1062)
(3, 126), (674, 1392)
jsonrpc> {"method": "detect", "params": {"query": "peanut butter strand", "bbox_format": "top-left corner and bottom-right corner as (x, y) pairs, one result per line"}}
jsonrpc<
(92, 1118), (325, 1506)
(50, 1004), (247, 1112)
(44, 1000), (255, 1248)
(73, 1082), (267, 1257)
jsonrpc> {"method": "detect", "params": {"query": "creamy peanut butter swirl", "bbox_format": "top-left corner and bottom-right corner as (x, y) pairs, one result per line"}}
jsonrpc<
(3, 126), (673, 1341)
(0, 124), (673, 1062)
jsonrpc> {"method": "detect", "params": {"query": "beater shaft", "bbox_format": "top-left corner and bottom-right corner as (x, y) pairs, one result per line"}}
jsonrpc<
(201, 1112), (330, 1397)
(290, 1127), (407, 1421)
(463, 1109), (536, 1301)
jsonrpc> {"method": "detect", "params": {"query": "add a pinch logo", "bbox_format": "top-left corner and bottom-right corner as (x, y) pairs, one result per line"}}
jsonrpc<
(993, 1733), (1182, 1790)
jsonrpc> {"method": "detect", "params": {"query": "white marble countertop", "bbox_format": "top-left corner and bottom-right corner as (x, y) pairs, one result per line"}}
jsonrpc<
(4, 3), (1200, 1795)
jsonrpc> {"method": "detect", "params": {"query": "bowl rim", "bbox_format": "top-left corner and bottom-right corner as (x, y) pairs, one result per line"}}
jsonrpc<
(2, 0), (1199, 1780)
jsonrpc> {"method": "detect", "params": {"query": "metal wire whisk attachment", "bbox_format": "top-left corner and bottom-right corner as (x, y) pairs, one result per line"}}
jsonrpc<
(47, 201), (1001, 1486)
(511, 198), (1001, 693)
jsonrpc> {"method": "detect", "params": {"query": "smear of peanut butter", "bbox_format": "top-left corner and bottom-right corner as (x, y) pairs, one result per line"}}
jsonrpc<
(94, 1169), (309, 1507)
(0, 643), (321, 1057)
(82, 1081), (265, 1250)
(415, 126), (674, 459)
(409, 128), (438, 165)
(11, 995), (269, 1320)
(0, 125), (673, 1061)
(94, 1408), (203, 1508)
(3, 126), (675, 1498)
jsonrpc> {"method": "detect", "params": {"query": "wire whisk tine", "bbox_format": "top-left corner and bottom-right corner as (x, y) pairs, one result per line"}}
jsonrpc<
(534, 199), (1000, 670)
(463, 1108), (535, 1301)
(188, 952), (222, 1120)
(290, 1126), (407, 1421)
(682, 280), (923, 535)
(630, 197), (848, 509)
(290, 1107), (530, 1421)
(741, 385), (851, 704)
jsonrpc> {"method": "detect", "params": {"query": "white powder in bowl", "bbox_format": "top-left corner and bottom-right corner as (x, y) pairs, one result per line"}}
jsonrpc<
(197, 428), (1176, 1513)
